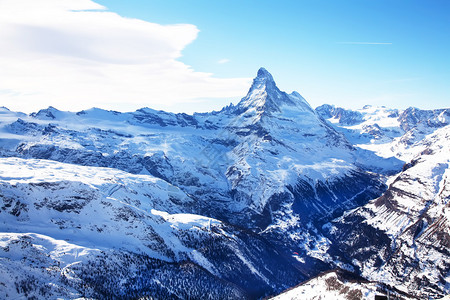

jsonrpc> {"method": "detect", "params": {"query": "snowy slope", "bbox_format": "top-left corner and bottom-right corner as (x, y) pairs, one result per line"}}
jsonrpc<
(0, 68), (389, 234)
(316, 104), (450, 162)
(0, 69), (391, 298)
(0, 157), (303, 299)
(1, 68), (448, 298)
(215, 68), (388, 230)
(270, 269), (418, 300)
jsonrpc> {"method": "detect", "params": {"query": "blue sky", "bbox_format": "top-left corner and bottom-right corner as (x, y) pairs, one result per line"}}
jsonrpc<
(0, 0), (449, 113)
(97, 0), (450, 110)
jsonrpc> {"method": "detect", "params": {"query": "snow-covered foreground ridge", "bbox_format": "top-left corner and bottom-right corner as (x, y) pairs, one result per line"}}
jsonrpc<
(0, 157), (296, 299)
(0, 68), (449, 299)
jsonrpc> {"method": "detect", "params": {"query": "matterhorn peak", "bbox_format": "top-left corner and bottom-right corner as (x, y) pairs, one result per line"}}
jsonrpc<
(249, 67), (277, 93)
(256, 67), (274, 82)
(235, 68), (309, 115)
(235, 67), (285, 113)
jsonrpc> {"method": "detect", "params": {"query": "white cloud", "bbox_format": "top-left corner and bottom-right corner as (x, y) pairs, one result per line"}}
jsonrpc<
(0, 0), (250, 113)
(217, 58), (230, 64)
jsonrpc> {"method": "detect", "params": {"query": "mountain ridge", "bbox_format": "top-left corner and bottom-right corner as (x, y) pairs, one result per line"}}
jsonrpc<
(0, 68), (448, 299)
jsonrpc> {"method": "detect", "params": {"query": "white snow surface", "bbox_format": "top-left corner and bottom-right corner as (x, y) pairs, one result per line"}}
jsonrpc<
(1, 69), (449, 298)
(328, 124), (450, 297)
(0, 156), (226, 268)
(270, 271), (381, 300)
(0, 68), (378, 218)
(321, 104), (450, 163)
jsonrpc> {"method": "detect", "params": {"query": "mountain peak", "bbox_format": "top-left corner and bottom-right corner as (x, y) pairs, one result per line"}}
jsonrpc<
(256, 67), (274, 82)
(30, 106), (60, 120)
(251, 67), (276, 90)
(234, 68), (311, 115)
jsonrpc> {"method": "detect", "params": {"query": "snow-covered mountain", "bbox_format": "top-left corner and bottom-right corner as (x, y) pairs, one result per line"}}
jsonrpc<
(316, 103), (450, 162)
(0, 68), (449, 299)
(0, 157), (305, 299)
(324, 124), (450, 299)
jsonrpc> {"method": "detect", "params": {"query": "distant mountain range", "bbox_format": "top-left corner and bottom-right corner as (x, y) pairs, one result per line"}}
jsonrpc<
(0, 68), (448, 299)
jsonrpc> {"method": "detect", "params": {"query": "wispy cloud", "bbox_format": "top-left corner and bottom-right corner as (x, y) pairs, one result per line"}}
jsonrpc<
(0, 0), (249, 113)
(337, 42), (392, 45)
(217, 58), (230, 64)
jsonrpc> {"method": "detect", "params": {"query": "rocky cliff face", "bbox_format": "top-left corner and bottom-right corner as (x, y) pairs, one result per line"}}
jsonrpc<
(324, 125), (450, 299)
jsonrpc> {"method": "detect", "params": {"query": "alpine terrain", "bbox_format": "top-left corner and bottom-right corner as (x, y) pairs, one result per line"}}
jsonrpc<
(0, 68), (448, 299)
